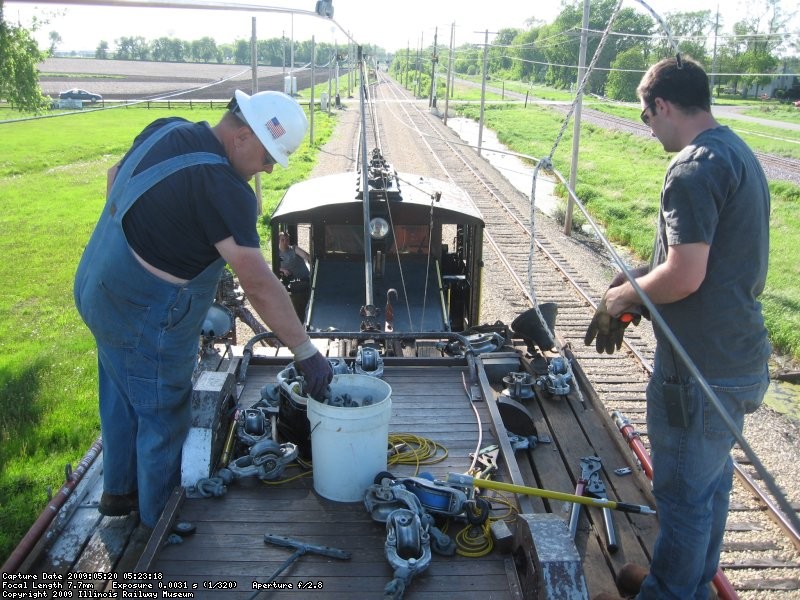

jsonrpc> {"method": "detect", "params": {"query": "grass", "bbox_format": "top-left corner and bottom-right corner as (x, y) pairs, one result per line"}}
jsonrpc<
(586, 102), (800, 160)
(452, 101), (800, 363)
(0, 103), (335, 563)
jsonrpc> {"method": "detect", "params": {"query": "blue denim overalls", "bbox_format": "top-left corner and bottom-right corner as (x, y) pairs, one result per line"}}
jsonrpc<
(74, 120), (228, 527)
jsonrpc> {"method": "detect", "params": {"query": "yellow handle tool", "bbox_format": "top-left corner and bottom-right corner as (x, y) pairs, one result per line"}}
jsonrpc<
(447, 473), (656, 515)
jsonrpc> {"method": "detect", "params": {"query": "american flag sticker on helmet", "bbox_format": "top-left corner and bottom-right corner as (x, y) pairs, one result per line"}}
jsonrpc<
(266, 117), (286, 139)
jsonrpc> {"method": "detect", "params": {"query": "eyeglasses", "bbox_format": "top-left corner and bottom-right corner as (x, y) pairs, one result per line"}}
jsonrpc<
(640, 103), (655, 126)
(226, 97), (241, 116)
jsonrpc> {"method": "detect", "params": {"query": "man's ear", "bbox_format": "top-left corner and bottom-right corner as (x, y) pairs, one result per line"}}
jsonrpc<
(233, 125), (253, 148)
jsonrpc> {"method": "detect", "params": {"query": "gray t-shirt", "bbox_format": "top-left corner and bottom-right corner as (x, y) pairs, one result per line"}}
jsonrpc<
(280, 246), (310, 279)
(651, 126), (771, 379)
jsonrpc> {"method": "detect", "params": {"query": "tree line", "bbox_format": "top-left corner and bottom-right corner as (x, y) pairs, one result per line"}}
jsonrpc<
(2, 0), (798, 112)
(94, 35), (364, 68)
(392, 0), (800, 102)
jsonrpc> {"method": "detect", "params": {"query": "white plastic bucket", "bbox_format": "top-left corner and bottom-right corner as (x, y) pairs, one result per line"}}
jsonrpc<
(306, 374), (392, 502)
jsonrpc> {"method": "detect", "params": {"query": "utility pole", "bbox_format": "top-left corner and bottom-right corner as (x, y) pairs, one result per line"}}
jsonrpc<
(290, 13), (295, 95)
(710, 5), (720, 101)
(429, 27), (438, 108)
(477, 29), (493, 157)
(250, 17), (262, 213)
(416, 33), (423, 98)
(564, 0), (589, 236)
(405, 43), (410, 88)
(328, 45), (332, 115)
(334, 41), (340, 106)
(444, 22), (455, 125)
(310, 36), (315, 145)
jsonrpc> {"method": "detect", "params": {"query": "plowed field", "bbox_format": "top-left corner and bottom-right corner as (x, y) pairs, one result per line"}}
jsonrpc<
(39, 57), (323, 100)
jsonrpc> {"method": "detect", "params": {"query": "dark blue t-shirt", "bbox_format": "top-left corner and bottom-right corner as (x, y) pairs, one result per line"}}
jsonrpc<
(121, 117), (260, 279)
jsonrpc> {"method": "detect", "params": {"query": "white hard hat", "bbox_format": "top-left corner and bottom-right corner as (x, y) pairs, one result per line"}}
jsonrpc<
(233, 90), (308, 168)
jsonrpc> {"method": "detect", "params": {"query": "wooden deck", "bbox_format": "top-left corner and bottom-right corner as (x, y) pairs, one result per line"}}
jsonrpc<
(21, 340), (658, 599)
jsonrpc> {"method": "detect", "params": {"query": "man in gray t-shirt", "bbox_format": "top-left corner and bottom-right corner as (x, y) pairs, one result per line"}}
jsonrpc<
(278, 231), (311, 319)
(278, 231), (310, 280)
(588, 57), (770, 600)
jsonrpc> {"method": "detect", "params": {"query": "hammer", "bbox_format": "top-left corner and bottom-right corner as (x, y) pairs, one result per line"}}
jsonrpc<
(262, 534), (351, 584)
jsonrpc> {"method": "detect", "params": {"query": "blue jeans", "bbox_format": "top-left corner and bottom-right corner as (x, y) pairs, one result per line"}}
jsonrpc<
(82, 260), (221, 527)
(637, 361), (769, 599)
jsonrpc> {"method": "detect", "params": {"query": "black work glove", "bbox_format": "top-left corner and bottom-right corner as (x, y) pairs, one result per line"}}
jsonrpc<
(295, 350), (333, 399)
(585, 297), (643, 355)
(585, 296), (616, 354)
(608, 308), (642, 353)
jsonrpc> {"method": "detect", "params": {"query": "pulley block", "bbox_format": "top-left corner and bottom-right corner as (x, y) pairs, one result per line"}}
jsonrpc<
(502, 371), (536, 401)
(536, 356), (573, 396)
(354, 345), (384, 377)
(227, 439), (298, 480)
(384, 508), (431, 595)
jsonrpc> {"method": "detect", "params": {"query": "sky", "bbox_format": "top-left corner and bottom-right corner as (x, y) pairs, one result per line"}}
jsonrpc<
(5, 0), (796, 55)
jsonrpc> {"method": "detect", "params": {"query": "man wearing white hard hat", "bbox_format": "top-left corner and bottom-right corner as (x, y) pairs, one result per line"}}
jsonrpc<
(74, 89), (332, 529)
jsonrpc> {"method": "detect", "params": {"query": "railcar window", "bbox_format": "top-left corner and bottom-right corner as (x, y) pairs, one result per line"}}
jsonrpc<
(392, 226), (430, 254)
(324, 225), (364, 254)
(323, 224), (431, 255)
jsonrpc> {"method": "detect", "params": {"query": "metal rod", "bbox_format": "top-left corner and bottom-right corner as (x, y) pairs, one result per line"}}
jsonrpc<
(2, 436), (103, 574)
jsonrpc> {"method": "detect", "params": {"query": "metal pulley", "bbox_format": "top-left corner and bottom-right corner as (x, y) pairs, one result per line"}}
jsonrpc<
(236, 407), (273, 446)
(501, 371), (536, 401)
(384, 509), (431, 600)
(365, 482), (425, 523)
(200, 302), (233, 340)
(226, 439), (298, 480)
(536, 356), (573, 396)
(443, 331), (505, 357)
(355, 345), (384, 377)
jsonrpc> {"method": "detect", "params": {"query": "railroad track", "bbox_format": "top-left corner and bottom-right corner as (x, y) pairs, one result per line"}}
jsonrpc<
(577, 109), (800, 187)
(354, 69), (800, 597)
(456, 76), (800, 187)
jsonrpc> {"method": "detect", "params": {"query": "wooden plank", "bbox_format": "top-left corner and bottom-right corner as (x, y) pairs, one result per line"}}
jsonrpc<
(528, 380), (655, 596)
(736, 577), (800, 591)
(720, 558), (800, 569)
(34, 482), (105, 574)
(72, 515), (138, 577)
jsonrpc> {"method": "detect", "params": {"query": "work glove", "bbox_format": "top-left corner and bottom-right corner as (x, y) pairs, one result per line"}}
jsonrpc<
(608, 307), (642, 353)
(295, 349), (334, 399)
(585, 295), (642, 355)
(584, 295), (616, 354)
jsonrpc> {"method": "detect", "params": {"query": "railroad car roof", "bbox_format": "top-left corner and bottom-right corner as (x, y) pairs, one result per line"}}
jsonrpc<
(271, 171), (484, 225)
